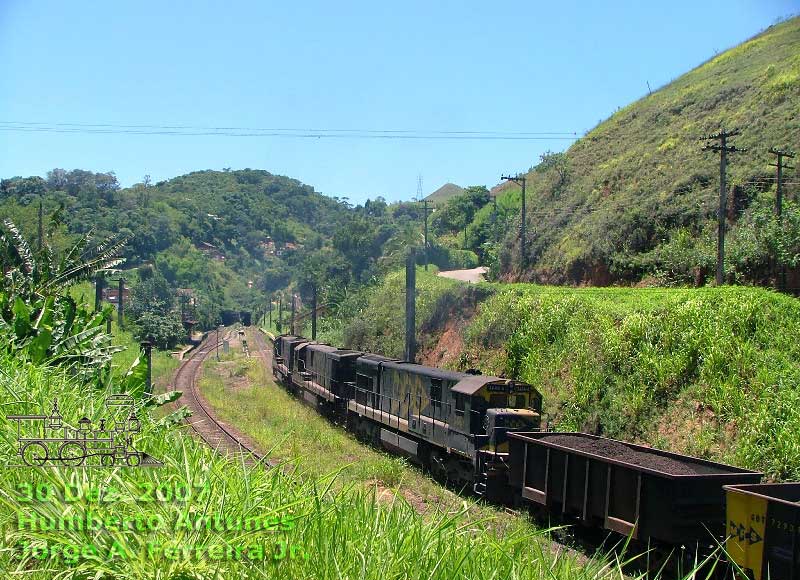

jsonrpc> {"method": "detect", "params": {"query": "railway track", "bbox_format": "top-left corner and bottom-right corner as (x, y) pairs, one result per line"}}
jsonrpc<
(249, 326), (273, 368)
(172, 328), (266, 464)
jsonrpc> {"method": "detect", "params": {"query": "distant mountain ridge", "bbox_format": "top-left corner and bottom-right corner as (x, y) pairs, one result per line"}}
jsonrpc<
(426, 183), (464, 204)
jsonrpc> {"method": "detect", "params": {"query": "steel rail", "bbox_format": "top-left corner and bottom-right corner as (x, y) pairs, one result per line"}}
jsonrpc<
(172, 329), (265, 463)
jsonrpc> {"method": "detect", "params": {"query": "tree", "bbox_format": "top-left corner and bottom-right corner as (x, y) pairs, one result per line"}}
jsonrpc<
(129, 266), (174, 318)
(0, 219), (126, 375)
(0, 219), (126, 302)
(536, 151), (569, 191)
(431, 186), (490, 236)
(133, 311), (186, 350)
(0, 177), (47, 203)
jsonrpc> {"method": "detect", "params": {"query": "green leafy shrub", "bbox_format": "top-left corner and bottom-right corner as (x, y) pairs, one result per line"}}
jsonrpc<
(131, 310), (187, 350)
(466, 285), (800, 480)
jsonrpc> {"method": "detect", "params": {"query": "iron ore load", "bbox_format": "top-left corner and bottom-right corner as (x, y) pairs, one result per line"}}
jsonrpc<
(507, 432), (761, 546)
(270, 332), (798, 579)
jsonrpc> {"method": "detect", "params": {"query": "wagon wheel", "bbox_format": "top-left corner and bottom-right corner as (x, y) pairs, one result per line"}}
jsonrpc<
(59, 441), (86, 467)
(101, 454), (115, 467)
(21, 441), (48, 466)
(429, 450), (448, 481)
(126, 453), (141, 467)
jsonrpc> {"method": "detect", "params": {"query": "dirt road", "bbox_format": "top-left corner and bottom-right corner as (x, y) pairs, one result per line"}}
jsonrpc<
(436, 266), (487, 283)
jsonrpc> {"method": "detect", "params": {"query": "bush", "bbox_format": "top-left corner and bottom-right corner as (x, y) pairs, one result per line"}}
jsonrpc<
(422, 245), (479, 270)
(132, 311), (186, 350)
(465, 285), (800, 480)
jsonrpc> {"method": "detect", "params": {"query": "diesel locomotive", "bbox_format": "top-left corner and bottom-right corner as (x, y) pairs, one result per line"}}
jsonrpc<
(272, 334), (542, 496)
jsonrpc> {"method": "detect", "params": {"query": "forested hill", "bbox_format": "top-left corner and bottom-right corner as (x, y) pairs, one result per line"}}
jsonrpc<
(475, 17), (800, 286)
(1, 168), (475, 328)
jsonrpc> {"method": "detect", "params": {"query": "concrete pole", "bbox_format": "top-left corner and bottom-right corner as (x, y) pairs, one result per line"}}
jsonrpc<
(311, 285), (317, 341)
(117, 277), (125, 328)
(716, 136), (727, 286)
(141, 341), (152, 395)
(405, 248), (416, 362)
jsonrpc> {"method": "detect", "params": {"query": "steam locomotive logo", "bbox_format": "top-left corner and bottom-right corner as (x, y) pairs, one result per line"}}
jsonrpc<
(7, 395), (161, 467)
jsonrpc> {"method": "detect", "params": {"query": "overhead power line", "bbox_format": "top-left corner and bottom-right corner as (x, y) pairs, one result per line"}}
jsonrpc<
(0, 120), (581, 141)
(0, 120), (580, 136)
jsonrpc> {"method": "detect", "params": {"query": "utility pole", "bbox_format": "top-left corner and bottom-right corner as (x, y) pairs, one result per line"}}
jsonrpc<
(290, 293), (296, 336)
(492, 193), (498, 240)
(37, 200), (44, 252)
(94, 274), (104, 312)
(404, 248), (416, 362)
(278, 295), (283, 332)
(422, 198), (430, 271)
(268, 297), (273, 329)
(500, 174), (527, 270)
(702, 129), (745, 286)
(117, 277), (125, 328)
(311, 285), (318, 340)
(140, 341), (153, 395)
(770, 147), (795, 219)
(417, 175), (429, 271)
(770, 147), (795, 291)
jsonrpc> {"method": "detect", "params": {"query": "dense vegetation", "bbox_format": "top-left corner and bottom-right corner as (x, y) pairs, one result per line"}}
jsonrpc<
(0, 169), (485, 333)
(0, 225), (654, 580)
(325, 269), (800, 481)
(461, 18), (800, 286)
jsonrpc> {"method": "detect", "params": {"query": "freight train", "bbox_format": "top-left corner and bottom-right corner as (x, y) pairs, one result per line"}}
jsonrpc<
(269, 332), (799, 579)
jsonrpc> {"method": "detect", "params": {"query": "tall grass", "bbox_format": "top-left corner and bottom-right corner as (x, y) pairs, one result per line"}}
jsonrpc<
(0, 352), (658, 579)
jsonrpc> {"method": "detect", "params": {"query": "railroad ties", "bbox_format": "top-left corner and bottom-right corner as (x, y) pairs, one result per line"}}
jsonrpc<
(172, 328), (269, 467)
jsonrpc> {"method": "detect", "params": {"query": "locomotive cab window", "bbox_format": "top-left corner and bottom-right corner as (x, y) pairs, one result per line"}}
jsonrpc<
(489, 393), (507, 407)
(356, 373), (371, 391)
(514, 394), (526, 409)
(454, 393), (465, 416)
(430, 379), (442, 408)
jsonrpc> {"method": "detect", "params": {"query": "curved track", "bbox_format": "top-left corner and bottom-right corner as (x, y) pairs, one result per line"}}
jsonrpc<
(172, 329), (265, 463)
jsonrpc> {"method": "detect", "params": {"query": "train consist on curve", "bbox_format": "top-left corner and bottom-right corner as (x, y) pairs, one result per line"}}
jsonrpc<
(270, 332), (799, 579)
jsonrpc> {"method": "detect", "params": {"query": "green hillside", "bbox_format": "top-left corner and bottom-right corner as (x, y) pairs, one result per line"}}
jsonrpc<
(0, 169), (352, 324)
(471, 18), (800, 285)
(1, 169), (477, 332)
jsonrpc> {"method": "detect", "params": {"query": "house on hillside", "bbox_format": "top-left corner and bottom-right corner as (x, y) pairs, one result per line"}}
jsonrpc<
(102, 286), (130, 304)
(195, 241), (225, 261)
(259, 237), (276, 257)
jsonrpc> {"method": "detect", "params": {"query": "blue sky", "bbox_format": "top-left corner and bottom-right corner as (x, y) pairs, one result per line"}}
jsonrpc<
(0, 1), (796, 203)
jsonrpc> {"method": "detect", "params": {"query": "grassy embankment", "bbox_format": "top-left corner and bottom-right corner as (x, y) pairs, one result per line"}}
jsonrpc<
(0, 320), (655, 578)
(324, 268), (800, 481)
(481, 17), (800, 283)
